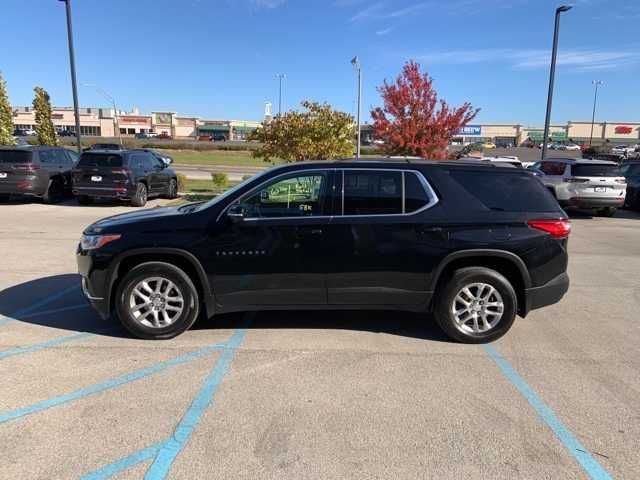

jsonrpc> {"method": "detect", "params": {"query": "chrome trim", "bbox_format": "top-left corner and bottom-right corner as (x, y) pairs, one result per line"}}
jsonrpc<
(401, 171), (406, 214)
(82, 277), (104, 301)
(219, 167), (440, 222)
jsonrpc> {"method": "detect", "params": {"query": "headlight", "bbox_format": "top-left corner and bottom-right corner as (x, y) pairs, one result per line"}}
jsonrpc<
(80, 234), (121, 250)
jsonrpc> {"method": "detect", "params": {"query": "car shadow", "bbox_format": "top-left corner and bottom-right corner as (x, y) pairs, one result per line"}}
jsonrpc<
(1, 274), (451, 342)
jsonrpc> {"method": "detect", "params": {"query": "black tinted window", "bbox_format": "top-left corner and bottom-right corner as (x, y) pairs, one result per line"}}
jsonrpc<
(77, 154), (123, 168)
(91, 144), (120, 150)
(344, 170), (402, 215)
(539, 162), (566, 175)
(0, 150), (32, 164)
(39, 150), (55, 163)
(621, 164), (640, 176)
(450, 170), (560, 212)
(572, 164), (620, 177)
(405, 171), (431, 212)
(129, 154), (145, 169)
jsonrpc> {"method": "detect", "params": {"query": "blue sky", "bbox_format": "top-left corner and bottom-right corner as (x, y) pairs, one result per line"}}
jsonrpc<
(1, 0), (638, 125)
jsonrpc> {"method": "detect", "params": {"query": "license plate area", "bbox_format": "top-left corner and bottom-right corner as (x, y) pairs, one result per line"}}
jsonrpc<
(0, 173), (7, 179)
(594, 187), (607, 193)
(91, 176), (102, 182)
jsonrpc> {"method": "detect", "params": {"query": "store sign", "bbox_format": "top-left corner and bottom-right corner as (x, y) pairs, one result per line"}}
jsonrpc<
(120, 115), (151, 125)
(615, 126), (633, 135)
(457, 125), (481, 136)
(154, 113), (173, 125)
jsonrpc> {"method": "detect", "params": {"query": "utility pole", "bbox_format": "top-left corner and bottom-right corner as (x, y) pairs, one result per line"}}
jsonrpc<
(276, 74), (286, 116)
(351, 56), (362, 159)
(59, 0), (82, 154)
(83, 84), (122, 145)
(589, 80), (603, 146)
(541, 5), (572, 160)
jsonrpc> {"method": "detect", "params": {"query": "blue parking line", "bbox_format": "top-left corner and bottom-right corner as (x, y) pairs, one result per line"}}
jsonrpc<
(0, 342), (227, 424)
(144, 326), (249, 480)
(80, 442), (166, 480)
(0, 332), (92, 361)
(0, 283), (80, 327)
(483, 344), (613, 480)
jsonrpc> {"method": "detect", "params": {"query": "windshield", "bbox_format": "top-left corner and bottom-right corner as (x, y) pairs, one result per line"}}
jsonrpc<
(572, 164), (621, 177)
(186, 170), (270, 212)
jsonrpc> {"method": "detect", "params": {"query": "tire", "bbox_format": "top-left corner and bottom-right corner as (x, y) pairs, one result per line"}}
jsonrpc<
(131, 182), (148, 207)
(42, 178), (64, 204)
(115, 262), (200, 340)
(166, 178), (178, 199)
(597, 207), (616, 217)
(435, 267), (517, 344)
(0, 194), (10, 202)
(77, 195), (93, 205)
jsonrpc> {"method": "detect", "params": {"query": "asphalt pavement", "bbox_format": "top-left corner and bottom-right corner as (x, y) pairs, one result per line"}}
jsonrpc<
(0, 198), (638, 479)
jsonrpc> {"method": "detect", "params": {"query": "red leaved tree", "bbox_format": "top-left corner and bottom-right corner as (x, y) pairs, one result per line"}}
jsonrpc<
(371, 61), (479, 159)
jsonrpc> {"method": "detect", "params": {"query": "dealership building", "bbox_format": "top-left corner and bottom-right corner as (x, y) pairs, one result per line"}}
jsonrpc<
(12, 105), (639, 145)
(12, 106), (262, 141)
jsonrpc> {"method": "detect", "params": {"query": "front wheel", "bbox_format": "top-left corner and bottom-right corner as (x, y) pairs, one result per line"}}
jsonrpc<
(166, 178), (178, 199)
(597, 207), (616, 217)
(115, 262), (200, 340)
(435, 267), (517, 344)
(43, 178), (64, 204)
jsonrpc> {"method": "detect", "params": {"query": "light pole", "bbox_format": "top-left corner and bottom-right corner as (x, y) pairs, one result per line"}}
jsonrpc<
(58, 0), (82, 154)
(541, 5), (572, 160)
(276, 74), (286, 116)
(83, 83), (122, 145)
(351, 56), (362, 159)
(589, 80), (603, 146)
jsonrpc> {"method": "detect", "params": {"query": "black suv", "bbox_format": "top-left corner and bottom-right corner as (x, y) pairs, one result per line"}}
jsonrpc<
(77, 159), (570, 343)
(0, 146), (78, 203)
(621, 161), (640, 210)
(72, 149), (178, 207)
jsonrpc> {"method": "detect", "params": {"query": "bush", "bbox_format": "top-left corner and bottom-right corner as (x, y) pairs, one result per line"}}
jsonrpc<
(211, 173), (228, 189)
(176, 173), (188, 192)
(242, 174), (253, 181)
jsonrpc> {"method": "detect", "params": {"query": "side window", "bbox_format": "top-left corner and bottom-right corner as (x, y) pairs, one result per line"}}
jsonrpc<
(129, 154), (145, 170)
(539, 162), (566, 176)
(54, 149), (68, 164)
(66, 150), (79, 164)
(404, 171), (431, 212)
(240, 172), (327, 218)
(343, 170), (402, 215)
(143, 154), (155, 170)
(39, 150), (54, 164)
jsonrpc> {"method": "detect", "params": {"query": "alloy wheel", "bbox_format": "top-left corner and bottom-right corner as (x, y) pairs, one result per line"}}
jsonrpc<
(451, 282), (504, 335)
(128, 276), (184, 328)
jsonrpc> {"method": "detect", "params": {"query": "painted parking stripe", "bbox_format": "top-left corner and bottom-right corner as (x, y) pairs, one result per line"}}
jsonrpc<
(0, 342), (227, 425)
(483, 344), (613, 480)
(80, 442), (166, 480)
(0, 283), (80, 327)
(0, 332), (92, 361)
(144, 325), (249, 480)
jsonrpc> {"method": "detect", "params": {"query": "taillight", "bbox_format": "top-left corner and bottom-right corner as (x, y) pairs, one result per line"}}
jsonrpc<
(565, 177), (588, 183)
(527, 219), (571, 239)
(14, 164), (40, 173)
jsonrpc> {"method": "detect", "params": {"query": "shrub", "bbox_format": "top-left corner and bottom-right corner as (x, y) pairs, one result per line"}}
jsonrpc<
(176, 173), (188, 192)
(211, 173), (228, 189)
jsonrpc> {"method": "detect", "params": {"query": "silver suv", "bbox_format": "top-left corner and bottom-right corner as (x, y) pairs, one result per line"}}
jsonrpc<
(532, 158), (626, 216)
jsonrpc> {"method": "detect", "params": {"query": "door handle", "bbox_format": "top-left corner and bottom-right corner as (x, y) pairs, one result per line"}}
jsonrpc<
(297, 227), (323, 236)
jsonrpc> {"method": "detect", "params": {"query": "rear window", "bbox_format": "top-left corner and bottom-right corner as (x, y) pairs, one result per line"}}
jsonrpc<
(77, 153), (123, 168)
(90, 144), (121, 150)
(0, 150), (32, 164)
(450, 170), (560, 212)
(572, 164), (621, 177)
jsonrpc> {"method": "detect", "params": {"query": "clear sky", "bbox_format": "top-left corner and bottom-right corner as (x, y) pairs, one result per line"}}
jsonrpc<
(1, 0), (638, 125)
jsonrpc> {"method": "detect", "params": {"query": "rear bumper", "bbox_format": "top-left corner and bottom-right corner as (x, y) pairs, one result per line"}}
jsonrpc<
(560, 196), (625, 209)
(73, 186), (134, 199)
(524, 272), (569, 315)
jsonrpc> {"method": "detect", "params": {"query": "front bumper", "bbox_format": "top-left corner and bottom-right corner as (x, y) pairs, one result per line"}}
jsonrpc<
(524, 272), (569, 315)
(77, 249), (111, 320)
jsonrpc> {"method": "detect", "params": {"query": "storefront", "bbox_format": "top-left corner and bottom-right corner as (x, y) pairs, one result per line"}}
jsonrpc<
(198, 123), (231, 139)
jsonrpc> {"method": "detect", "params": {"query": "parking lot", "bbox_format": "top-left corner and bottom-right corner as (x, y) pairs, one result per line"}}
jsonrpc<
(1, 198), (639, 479)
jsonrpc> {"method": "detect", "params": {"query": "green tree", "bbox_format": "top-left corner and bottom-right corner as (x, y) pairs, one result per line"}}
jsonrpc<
(0, 73), (15, 145)
(33, 86), (58, 146)
(250, 101), (355, 162)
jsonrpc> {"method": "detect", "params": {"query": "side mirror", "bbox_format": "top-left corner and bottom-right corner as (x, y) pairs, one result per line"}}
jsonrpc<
(227, 204), (245, 222)
(164, 158), (173, 166)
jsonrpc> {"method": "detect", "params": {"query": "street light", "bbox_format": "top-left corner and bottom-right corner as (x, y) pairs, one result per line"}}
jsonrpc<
(82, 83), (122, 145)
(351, 56), (362, 159)
(58, 0), (82, 154)
(275, 74), (286, 116)
(541, 4), (573, 160)
(589, 80), (603, 146)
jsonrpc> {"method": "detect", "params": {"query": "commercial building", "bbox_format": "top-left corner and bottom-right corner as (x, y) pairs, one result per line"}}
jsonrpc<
(12, 106), (261, 140)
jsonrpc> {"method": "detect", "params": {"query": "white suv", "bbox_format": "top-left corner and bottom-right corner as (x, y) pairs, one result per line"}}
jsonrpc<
(532, 158), (626, 216)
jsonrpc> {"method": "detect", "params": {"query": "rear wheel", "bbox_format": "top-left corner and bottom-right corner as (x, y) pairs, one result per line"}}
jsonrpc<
(597, 207), (616, 217)
(435, 267), (517, 344)
(115, 262), (199, 340)
(0, 194), (10, 202)
(166, 178), (178, 199)
(77, 195), (93, 205)
(43, 178), (64, 204)
(131, 182), (148, 207)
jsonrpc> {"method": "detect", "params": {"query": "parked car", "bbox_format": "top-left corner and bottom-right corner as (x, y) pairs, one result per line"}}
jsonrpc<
(58, 130), (75, 137)
(209, 134), (227, 142)
(13, 128), (28, 136)
(480, 156), (523, 168)
(77, 159), (570, 343)
(22, 128), (36, 136)
(0, 145), (77, 203)
(620, 161), (640, 210)
(135, 132), (159, 139)
(611, 145), (635, 157)
(558, 143), (581, 151)
(480, 141), (496, 149)
(140, 149), (173, 167)
(156, 132), (172, 140)
(533, 158), (626, 216)
(72, 149), (178, 207)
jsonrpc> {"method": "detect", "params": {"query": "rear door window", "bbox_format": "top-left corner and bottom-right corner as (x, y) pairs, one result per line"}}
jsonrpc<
(77, 154), (124, 168)
(572, 164), (621, 177)
(539, 162), (566, 175)
(449, 170), (560, 212)
(343, 170), (402, 215)
(404, 171), (432, 212)
(0, 150), (32, 164)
